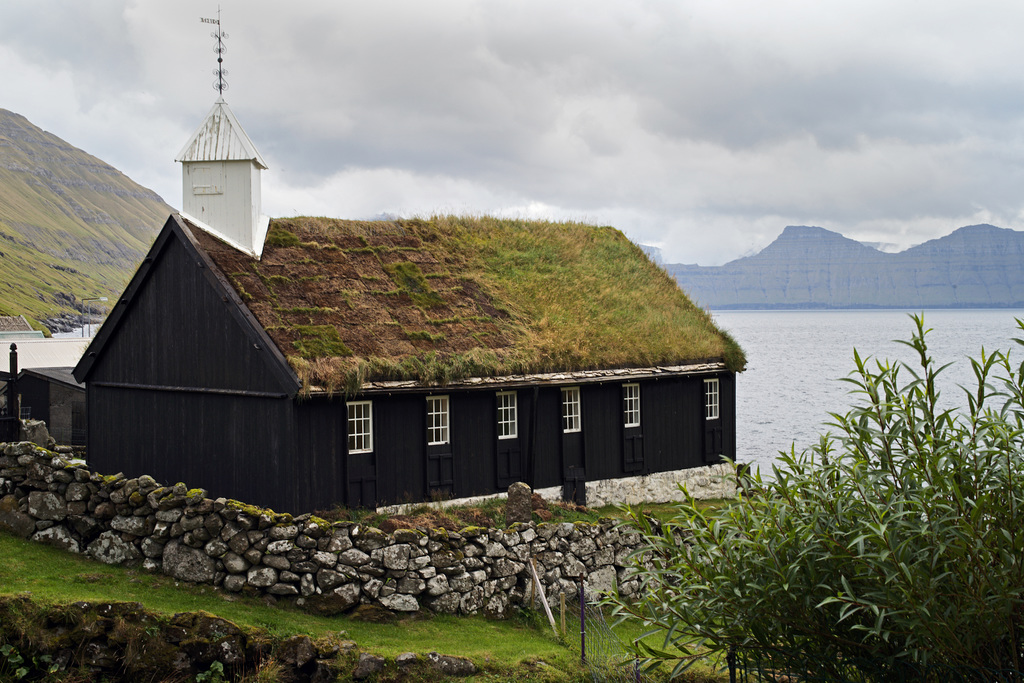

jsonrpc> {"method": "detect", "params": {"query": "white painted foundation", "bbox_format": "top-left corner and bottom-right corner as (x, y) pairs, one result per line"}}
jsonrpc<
(377, 462), (736, 514)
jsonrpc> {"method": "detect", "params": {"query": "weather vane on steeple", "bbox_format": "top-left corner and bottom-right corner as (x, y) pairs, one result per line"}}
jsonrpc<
(200, 8), (228, 96)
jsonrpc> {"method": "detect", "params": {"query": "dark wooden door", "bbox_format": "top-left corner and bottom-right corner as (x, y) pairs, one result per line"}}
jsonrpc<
(426, 444), (454, 499)
(623, 428), (644, 473)
(496, 440), (521, 488)
(561, 430), (586, 504)
(347, 451), (377, 508)
(704, 419), (723, 464)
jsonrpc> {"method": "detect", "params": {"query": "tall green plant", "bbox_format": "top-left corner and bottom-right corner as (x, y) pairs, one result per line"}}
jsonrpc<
(606, 315), (1024, 679)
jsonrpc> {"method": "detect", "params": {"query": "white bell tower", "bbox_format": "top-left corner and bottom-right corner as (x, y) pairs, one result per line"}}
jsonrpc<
(175, 98), (270, 258)
(175, 14), (270, 258)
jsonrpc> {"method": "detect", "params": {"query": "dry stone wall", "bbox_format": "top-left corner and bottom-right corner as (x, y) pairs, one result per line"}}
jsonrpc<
(0, 442), (711, 617)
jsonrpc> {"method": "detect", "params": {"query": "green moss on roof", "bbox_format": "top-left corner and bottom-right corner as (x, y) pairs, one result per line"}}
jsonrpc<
(291, 325), (353, 359)
(194, 215), (745, 394)
(264, 225), (301, 247)
(384, 261), (444, 309)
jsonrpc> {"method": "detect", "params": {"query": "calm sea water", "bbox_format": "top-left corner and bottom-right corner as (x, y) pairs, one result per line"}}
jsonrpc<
(712, 309), (1024, 476)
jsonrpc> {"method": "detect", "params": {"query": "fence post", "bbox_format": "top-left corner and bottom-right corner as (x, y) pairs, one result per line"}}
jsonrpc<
(529, 558), (536, 607)
(727, 646), (736, 683)
(529, 558), (557, 634)
(578, 573), (586, 667)
(560, 592), (566, 637)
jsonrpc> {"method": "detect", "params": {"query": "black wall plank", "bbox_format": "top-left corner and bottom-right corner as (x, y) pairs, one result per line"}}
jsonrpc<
(375, 393), (427, 505)
(88, 385), (296, 511)
(88, 237), (287, 395)
(580, 383), (623, 481)
(531, 387), (562, 488)
(16, 374), (49, 424)
(450, 392), (495, 497)
(721, 372), (737, 463)
(295, 399), (347, 511)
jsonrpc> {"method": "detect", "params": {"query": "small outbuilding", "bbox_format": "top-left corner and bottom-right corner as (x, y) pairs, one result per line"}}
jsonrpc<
(15, 367), (86, 446)
(2, 341), (88, 445)
(73, 100), (745, 513)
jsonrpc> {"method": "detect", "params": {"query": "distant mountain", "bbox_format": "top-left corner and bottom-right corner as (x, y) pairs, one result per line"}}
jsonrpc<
(639, 244), (663, 264)
(0, 109), (172, 332)
(667, 224), (1024, 309)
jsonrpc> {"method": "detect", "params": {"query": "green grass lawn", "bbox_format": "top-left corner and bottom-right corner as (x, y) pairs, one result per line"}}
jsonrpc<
(0, 529), (732, 682)
(0, 531), (579, 681)
(0, 497), (734, 681)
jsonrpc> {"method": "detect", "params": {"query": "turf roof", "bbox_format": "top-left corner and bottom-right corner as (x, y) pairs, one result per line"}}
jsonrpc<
(195, 215), (745, 394)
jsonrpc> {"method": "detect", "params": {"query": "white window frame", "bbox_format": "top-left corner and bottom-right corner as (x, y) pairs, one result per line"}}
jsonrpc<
(561, 386), (581, 433)
(623, 383), (641, 427)
(705, 378), (720, 421)
(347, 400), (373, 454)
(427, 395), (450, 445)
(497, 391), (518, 440)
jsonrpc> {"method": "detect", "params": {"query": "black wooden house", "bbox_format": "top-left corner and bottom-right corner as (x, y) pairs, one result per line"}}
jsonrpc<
(73, 101), (744, 513)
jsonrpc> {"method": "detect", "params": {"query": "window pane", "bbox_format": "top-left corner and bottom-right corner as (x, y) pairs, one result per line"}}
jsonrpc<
(623, 384), (640, 427)
(347, 401), (373, 453)
(562, 387), (581, 433)
(705, 378), (720, 421)
(497, 391), (517, 439)
(427, 395), (449, 445)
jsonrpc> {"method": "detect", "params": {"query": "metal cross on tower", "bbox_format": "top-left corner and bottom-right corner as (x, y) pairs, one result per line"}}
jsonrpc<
(201, 9), (229, 95)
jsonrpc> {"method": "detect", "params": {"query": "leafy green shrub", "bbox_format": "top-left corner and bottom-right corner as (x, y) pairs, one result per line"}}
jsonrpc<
(0, 643), (58, 680)
(607, 316), (1024, 679)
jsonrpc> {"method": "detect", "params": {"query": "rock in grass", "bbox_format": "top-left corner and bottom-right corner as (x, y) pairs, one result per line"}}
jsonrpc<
(506, 481), (533, 524)
(353, 652), (386, 679)
(427, 652), (477, 676)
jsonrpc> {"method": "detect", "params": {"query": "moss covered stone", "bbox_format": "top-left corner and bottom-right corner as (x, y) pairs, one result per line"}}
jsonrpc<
(393, 528), (424, 543)
(185, 488), (207, 505)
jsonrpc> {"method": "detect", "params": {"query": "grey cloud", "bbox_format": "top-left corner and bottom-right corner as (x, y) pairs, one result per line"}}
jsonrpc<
(5, 0), (1024, 265)
(0, 2), (142, 102)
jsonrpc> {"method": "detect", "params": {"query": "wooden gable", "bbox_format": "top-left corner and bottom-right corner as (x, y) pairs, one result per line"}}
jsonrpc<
(74, 215), (300, 397)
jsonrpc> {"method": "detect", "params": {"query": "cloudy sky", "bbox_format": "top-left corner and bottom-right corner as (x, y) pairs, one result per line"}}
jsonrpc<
(4, 1), (1024, 265)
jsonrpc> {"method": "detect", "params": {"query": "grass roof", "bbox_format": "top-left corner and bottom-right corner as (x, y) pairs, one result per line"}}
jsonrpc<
(196, 215), (745, 394)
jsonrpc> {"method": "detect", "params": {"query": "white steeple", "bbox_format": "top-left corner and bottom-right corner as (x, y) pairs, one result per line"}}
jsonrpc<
(175, 98), (270, 259)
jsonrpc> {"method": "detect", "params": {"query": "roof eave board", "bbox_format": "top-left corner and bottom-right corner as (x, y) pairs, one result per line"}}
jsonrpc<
(307, 361), (728, 397)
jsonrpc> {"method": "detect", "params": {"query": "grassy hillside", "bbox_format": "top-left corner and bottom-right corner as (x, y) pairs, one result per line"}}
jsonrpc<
(0, 109), (172, 331)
